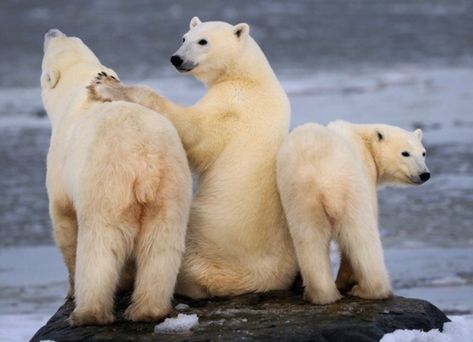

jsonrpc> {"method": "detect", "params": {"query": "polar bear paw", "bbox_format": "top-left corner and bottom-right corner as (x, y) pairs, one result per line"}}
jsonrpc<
(124, 303), (171, 322)
(69, 308), (115, 326)
(348, 283), (393, 300)
(87, 71), (127, 102)
(304, 287), (343, 305)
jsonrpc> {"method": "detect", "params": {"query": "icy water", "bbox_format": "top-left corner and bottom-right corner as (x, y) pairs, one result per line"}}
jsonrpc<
(0, 1), (473, 341)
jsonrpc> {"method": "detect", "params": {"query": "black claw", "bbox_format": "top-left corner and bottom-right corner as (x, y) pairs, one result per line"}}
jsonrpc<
(96, 81), (101, 84)
(110, 75), (117, 80)
(103, 72), (108, 76)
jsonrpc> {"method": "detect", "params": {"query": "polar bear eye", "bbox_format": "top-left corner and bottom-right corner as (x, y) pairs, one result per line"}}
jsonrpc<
(198, 39), (208, 45)
(401, 151), (410, 157)
(422, 151), (426, 157)
(182, 37), (186, 42)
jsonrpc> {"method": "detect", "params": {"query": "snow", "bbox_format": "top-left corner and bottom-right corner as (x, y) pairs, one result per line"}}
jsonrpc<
(154, 313), (199, 333)
(381, 315), (473, 342)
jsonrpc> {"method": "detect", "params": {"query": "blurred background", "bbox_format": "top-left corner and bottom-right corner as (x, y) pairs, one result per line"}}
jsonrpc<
(0, 1), (472, 340)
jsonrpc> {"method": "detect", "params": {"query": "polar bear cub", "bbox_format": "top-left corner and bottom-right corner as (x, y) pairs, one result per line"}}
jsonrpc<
(277, 121), (430, 304)
(41, 29), (192, 325)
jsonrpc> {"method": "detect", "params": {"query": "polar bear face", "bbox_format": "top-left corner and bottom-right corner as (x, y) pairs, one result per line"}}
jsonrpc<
(170, 17), (250, 83)
(373, 126), (430, 186)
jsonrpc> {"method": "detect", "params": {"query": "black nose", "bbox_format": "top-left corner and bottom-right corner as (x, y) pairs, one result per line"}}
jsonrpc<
(419, 172), (430, 182)
(170, 55), (183, 67)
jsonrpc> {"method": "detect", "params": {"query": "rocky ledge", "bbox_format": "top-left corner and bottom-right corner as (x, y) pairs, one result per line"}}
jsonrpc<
(32, 290), (448, 341)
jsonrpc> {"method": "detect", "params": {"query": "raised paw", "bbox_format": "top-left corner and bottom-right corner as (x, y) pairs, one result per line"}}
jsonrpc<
(69, 308), (115, 326)
(87, 71), (126, 103)
(124, 303), (171, 322)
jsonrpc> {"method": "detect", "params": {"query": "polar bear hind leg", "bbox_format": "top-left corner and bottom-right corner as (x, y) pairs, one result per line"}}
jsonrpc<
(125, 198), (187, 321)
(287, 198), (342, 305)
(70, 211), (135, 326)
(336, 199), (392, 300)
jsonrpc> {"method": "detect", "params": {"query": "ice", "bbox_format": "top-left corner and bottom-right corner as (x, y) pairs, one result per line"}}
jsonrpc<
(431, 276), (468, 286)
(380, 315), (473, 342)
(154, 313), (199, 333)
(0, 313), (51, 342)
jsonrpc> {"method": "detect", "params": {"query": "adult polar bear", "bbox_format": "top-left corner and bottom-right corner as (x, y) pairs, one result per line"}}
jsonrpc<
(89, 17), (297, 298)
(42, 29), (191, 324)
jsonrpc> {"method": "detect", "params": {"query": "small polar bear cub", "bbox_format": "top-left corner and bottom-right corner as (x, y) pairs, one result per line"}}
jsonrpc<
(41, 29), (192, 325)
(277, 121), (430, 304)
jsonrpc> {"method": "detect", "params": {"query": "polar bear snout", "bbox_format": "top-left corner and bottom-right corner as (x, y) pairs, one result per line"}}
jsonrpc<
(170, 55), (183, 68)
(44, 29), (66, 52)
(419, 172), (430, 183)
(170, 54), (196, 72)
(45, 28), (65, 40)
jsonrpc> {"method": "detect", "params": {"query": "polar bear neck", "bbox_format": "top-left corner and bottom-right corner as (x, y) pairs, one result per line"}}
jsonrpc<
(353, 125), (384, 187)
(196, 37), (279, 87)
(329, 122), (380, 188)
(44, 63), (104, 127)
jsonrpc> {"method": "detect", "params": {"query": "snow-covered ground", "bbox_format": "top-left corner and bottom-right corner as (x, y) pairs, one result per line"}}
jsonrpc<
(0, 66), (472, 341)
(381, 315), (473, 342)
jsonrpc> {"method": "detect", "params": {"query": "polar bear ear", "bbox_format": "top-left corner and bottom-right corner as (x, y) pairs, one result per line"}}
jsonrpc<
(414, 128), (423, 141)
(190, 16), (202, 29)
(41, 69), (60, 89)
(376, 130), (384, 142)
(234, 23), (250, 39)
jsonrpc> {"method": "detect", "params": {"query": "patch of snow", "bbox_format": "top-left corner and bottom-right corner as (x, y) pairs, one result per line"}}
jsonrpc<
(154, 313), (199, 333)
(381, 315), (473, 342)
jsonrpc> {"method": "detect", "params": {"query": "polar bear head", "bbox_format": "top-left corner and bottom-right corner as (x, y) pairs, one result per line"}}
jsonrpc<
(41, 29), (100, 91)
(41, 29), (115, 121)
(170, 17), (250, 84)
(370, 125), (430, 186)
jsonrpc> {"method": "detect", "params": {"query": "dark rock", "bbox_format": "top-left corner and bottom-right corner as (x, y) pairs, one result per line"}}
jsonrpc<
(31, 291), (449, 342)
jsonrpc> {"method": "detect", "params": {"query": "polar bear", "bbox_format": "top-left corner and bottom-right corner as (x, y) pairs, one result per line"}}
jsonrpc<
(87, 17), (297, 298)
(277, 121), (430, 304)
(41, 29), (192, 325)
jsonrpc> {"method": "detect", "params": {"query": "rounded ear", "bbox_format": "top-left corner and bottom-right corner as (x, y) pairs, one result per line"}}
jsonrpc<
(41, 69), (60, 89)
(234, 23), (250, 38)
(189, 16), (202, 29)
(414, 128), (423, 141)
(376, 130), (384, 142)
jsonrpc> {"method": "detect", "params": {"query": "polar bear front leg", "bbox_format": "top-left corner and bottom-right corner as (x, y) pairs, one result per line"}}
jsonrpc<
(50, 201), (77, 299)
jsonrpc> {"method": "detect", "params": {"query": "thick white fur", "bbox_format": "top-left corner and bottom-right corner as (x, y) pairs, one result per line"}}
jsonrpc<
(277, 121), (429, 304)
(88, 19), (297, 298)
(41, 30), (192, 325)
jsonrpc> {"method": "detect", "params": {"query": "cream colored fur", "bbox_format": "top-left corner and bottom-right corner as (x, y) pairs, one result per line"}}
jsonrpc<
(277, 121), (429, 304)
(87, 18), (297, 298)
(41, 30), (192, 325)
